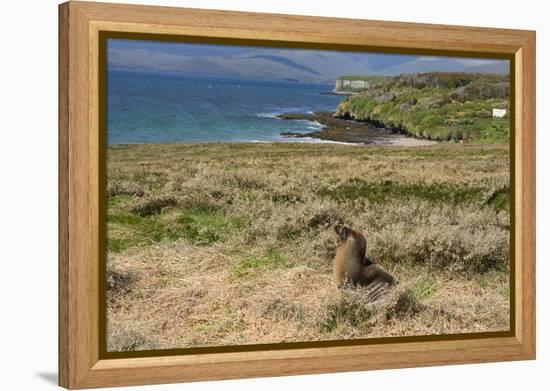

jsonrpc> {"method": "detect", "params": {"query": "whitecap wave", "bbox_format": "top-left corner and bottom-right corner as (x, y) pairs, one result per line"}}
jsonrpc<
(275, 135), (358, 145)
(256, 112), (281, 119)
(256, 108), (310, 119)
(293, 138), (358, 145)
(306, 120), (324, 129)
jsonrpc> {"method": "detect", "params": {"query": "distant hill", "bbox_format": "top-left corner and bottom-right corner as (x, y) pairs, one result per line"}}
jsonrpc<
(464, 61), (510, 74)
(378, 57), (507, 75)
(108, 44), (509, 83)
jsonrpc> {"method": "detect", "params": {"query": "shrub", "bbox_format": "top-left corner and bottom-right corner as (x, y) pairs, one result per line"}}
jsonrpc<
(130, 196), (178, 217)
(107, 181), (145, 198)
(379, 286), (424, 321)
(316, 288), (377, 332)
(106, 268), (135, 299)
(107, 323), (154, 352)
(486, 186), (510, 212)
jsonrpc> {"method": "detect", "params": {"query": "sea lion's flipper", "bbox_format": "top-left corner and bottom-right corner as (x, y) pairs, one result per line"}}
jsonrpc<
(363, 255), (374, 266)
(365, 280), (391, 302)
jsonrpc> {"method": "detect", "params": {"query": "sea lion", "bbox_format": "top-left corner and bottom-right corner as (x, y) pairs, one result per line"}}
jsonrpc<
(333, 224), (395, 288)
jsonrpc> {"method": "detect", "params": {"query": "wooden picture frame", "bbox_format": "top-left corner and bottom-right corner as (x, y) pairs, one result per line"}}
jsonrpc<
(59, 1), (536, 388)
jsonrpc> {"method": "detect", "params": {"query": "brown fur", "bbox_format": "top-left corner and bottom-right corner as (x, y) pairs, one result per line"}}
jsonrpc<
(333, 224), (395, 288)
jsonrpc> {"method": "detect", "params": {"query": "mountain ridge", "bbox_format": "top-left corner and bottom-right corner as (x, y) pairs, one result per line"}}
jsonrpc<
(107, 45), (509, 83)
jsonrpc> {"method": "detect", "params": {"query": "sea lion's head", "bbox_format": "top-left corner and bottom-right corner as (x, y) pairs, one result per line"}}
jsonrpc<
(334, 224), (367, 250)
(334, 224), (350, 242)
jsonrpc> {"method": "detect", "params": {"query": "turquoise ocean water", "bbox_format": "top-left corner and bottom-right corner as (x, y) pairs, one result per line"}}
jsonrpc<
(107, 69), (344, 144)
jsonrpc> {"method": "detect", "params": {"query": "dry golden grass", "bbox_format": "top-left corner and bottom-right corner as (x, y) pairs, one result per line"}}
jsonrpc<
(106, 142), (510, 351)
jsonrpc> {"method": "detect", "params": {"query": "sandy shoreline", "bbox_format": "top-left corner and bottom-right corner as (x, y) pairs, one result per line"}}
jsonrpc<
(369, 135), (437, 147)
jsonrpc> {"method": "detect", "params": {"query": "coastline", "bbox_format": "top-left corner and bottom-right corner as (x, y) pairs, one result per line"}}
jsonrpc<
(277, 112), (437, 147)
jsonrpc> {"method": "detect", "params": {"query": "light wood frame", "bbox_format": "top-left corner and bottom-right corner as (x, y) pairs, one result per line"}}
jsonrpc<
(59, 1), (536, 389)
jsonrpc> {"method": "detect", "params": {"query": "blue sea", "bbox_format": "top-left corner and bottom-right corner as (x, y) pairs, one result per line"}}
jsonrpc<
(106, 69), (344, 144)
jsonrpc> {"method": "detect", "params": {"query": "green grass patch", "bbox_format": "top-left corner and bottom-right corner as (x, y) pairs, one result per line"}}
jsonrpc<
(485, 186), (510, 211)
(175, 210), (233, 245)
(107, 213), (167, 253)
(107, 208), (236, 253)
(230, 249), (292, 279)
(319, 179), (484, 206)
(412, 278), (436, 301)
(475, 268), (508, 287)
(107, 194), (136, 209)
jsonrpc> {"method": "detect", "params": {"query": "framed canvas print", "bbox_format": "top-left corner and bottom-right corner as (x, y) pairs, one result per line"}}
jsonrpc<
(58, 1), (536, 389)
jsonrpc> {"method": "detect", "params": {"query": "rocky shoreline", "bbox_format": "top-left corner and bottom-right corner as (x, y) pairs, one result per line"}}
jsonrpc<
(277, 111), (437, 146)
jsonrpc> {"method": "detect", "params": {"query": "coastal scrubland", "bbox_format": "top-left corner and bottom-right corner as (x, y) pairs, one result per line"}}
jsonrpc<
(106, 142), (510, 351)
(335, 72), (509, 143)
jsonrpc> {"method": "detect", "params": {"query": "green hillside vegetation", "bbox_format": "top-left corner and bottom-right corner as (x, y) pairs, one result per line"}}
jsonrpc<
(335, 72), (509, 143)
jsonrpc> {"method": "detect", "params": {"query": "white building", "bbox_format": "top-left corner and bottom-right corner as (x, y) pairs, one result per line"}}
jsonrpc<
(492, 108), (507, 118)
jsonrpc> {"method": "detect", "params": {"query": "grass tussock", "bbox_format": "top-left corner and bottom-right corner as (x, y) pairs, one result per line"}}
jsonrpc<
(107, 322), (155, 352)
(130, 196), (179, 217)
(315, 288), (378, 333)
(106, 142), (510, 350)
